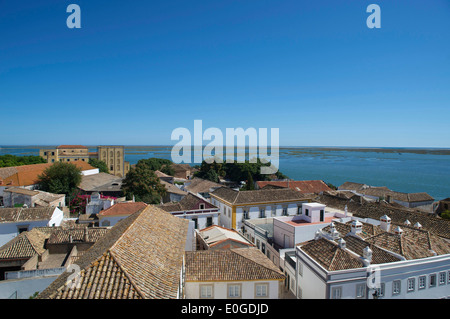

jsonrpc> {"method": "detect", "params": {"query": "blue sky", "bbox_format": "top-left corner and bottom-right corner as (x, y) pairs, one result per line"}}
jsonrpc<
(1, 0), (449, 147)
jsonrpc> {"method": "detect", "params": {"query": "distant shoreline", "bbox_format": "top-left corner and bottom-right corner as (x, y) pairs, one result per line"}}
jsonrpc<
(2, 145), (450, 156)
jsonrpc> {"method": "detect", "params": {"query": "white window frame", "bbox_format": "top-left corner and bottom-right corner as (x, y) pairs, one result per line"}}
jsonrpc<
(331, 287), (342, 299)
(418, 276), (426, 290)
(356, 284), (366, 299)
(375, 283), (385, 298)
(227, 284), (241, 299)
(439, 272), (447, 286)
(429, 274), (437, 288)
(298, 262), (303, 277)
(200, 285), (213, 299)
(407, 278), (415, 292)
(255, 283), (269, 298)
(392, 280), (401, 295)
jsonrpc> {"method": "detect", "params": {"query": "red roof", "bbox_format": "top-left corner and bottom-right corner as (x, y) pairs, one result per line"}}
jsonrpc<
(0, 162), (96, 187)
(256, 180), (332, 194)
(98, 202), (148, 217)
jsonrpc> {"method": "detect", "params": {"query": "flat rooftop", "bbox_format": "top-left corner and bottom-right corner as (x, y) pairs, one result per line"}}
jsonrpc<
(281, 216), (335, 227)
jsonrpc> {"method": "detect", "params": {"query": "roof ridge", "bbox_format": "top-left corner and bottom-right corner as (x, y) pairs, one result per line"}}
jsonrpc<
(108, 250), (146, 299)
(231, 248), (283, 276)
(109, 206), (147, 252)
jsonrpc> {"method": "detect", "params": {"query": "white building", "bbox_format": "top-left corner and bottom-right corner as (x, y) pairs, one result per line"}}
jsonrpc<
(0, 207), (63, 248)
(157, 193), (220, 230)
(184, 248), (285, 299)
(210, 187), (313, 231)
(292, 215), (450, 299)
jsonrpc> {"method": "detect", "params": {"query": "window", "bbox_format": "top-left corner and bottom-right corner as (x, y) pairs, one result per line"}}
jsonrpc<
(243, 209), (249, 220)
(17, 226), (28, 234)
(255, 284), (268, 297)
(44, 152), (47, 156)
(298, 287), (302, 299)
(375, 283), (385, 298)
(297, 206), (302, 215)
(305, 209), (309, 217)
(331, 287), (342, 299)
(429, 274), (437, 288)
(192, 218), (198, 229)
(298, 262), (303, 277)
(259, 208), (265, 218)
(200, 285), (213, 299)
(356, 284), (365, 298)
(261, 243), (266, 254)
(392, 280), (401, 295)
(418, 276), (426, 289)
(228, 284), (241, 298)
(256, 239), (260, 249)
(282, 207), (288, 216)
(199, 203), (205, 209)
(206, 217), (213, 227)
(439, 272), (446, 285)
(407, 278), (415, 292)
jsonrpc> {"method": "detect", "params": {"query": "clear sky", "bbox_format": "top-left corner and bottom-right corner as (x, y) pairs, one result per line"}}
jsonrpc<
(1, 0), (449, 147)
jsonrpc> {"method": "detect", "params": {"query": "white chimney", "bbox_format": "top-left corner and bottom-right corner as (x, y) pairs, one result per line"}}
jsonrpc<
(394, 226), (403, 236)
(363, 246), (373, 263)
(404, 219), (411, 226)
(338, 238), (346, 249)
(414, 222), (422, 229)
(350, 220), (363, 235)
(380, 215), (391, 232)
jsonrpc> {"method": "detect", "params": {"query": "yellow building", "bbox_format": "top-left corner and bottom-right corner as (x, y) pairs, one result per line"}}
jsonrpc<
(210, 187), (313, 231)
(39, 145), (130, 177)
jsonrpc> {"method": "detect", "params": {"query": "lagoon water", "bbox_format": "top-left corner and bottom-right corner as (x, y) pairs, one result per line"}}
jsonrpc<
(1, 145), (449, 200)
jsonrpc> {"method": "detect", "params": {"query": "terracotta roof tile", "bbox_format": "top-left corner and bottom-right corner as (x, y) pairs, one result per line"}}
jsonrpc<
(185, 248), (284, 282)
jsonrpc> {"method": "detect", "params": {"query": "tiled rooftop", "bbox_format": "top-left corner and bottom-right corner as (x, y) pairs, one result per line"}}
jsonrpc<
(185, 248), (284, 282)
(38, 205), (189, 299)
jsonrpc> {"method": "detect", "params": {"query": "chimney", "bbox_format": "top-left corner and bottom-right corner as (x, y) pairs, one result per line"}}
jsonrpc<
(350, 220), (363, 235)
(69, 235), (73, 243)
(380, 215), (391, 232)
(363, 246), (373, 263)
(414, 222), (422, 230)
(404, 219), (411, 226)
(83, 227), (89, 242)
(394, 226), (403, 236)
(338, 238), (346, 249)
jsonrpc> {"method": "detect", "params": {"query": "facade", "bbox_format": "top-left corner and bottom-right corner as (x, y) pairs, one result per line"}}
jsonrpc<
(0, 225), (108, 298)
(160, 180), (188, 203)
(210, 187), (313, 232)
(293, 215), (450, 299)
(97, 202), (148, 227)
(182, 178), (223, 199)
(3, 188), (65, 208)
(184, 248), (285, 299)
(97, 145), (130, 178)
(338, 181), (435, 211)
(39, 145), (130, 177)
(243, 203), (346, 269)
(157, 193), (219, 230)
(0, 207), (64, 248)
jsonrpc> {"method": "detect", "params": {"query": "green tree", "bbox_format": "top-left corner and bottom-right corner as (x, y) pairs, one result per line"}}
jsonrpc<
(88, 158), (109, 173)
(244, 171), (255, 190)
(441, 210), (450, 220)
(0, 154), (46, 167)
(160, 164), (175, 176)
(37, 162), (82, 196)
(136, 158), (172, 171)
(122, 164), (166, 204)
